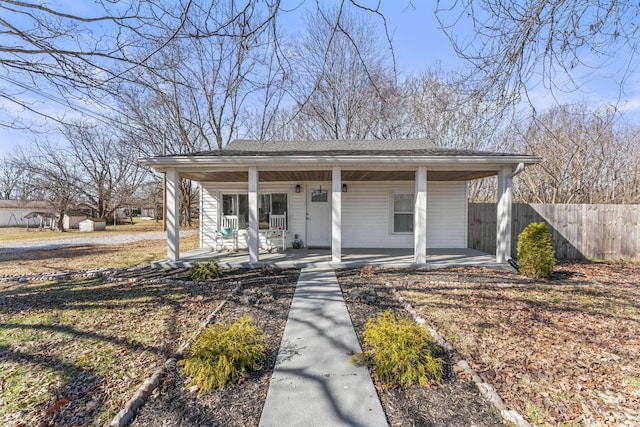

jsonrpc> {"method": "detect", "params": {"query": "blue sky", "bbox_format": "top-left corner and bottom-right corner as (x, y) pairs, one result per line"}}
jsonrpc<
(1, 1), (639, 157)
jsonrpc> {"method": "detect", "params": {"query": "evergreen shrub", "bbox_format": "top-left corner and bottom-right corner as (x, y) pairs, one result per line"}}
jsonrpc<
(179, 316), (265, 392)
(190, 259), (222, 281)
(361, 310), (444, 388)
(517, 222), (556, 278)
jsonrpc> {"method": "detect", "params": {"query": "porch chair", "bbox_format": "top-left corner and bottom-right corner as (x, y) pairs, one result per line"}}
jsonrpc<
(215, 215), (238, 251)
(266, 212), (287, 251)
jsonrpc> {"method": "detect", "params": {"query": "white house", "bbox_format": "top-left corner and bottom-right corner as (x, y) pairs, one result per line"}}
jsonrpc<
(0, 200), (51, 227)
(140, 139), (541, 265)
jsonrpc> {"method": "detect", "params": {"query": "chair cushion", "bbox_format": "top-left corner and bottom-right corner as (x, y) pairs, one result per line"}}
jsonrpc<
(221, 227), (235, 238)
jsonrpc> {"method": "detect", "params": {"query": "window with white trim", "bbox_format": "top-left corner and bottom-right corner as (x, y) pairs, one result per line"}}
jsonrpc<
(393, 193), (414, 233)
(222, 193), (288, 229)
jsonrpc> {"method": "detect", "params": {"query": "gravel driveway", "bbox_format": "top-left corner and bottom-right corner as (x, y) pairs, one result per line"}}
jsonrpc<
(0, 230), (198, 254)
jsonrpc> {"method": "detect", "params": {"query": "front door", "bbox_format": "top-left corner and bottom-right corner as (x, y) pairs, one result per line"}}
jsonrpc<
(306, 185), (332, 248)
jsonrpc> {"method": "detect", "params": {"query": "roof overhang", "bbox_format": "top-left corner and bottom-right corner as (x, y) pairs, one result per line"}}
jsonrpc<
(139, 154), (541, 182)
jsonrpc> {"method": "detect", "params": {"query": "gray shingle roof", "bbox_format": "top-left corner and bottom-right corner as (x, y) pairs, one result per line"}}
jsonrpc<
(184, 139), (531, 157)
(0, 200), (51, 209)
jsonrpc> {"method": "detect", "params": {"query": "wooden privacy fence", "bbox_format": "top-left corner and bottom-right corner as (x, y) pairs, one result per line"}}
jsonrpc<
(468, 203), (640, 261)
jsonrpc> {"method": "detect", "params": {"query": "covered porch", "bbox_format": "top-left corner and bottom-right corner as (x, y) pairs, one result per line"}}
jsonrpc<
(140, 139), (542, 268)
(151, 247), (513, 270)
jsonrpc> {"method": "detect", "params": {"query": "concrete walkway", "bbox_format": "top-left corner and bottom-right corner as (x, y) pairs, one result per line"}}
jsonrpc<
(259, 268), (388, 427)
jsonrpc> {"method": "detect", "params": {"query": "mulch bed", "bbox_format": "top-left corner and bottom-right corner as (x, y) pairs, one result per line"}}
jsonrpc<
(130, 266), (506, 427)
(340, 262), (640, 426)
(336, 268), (505, 427)
(130, 268), (299, 427)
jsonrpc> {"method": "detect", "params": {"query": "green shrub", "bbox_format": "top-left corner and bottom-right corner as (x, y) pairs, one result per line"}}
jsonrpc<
(517, 222), (556, 278)
(361, 310), (444, 388)
(190, 259), (222, 281)
(179, 316), (265, 392)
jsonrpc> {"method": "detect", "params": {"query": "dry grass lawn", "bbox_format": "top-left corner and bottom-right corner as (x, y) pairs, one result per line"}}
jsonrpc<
(0, 219), (168, 243)
(0, 236), (199, 276)
(0, 221), (209, 425)
(392, 262), (640, 426)
(0, 267), (238, 426)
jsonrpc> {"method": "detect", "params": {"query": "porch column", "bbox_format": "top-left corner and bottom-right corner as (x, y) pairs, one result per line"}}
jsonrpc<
(166, 168), (180, 262)
(414, 166), (427, 264)
(248, 167), (259, 264)
(332, 166), (342, 263)
(496, 166), (513, 263)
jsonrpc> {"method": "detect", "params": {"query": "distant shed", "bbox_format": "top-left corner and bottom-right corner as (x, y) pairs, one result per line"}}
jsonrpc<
(64, 210), (88, 229)
(79, 219), (106, 232)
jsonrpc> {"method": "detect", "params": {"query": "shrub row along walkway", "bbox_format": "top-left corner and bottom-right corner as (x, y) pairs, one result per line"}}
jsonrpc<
(259, 267), (388, 427)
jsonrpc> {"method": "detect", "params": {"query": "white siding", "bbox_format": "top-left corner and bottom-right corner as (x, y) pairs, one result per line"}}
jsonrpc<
(289, 185), (306, 244)
(341, 181), (467, 249)
(342, 182), (414, 248)
(201, 184), (219, 249)
(0, 209), (39, 227)
(426, 181), (467, 248)
(200, 180), (467, 250)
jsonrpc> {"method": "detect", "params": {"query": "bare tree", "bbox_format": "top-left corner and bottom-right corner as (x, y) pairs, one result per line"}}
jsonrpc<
(283, 6), (393, 140)
(114, 1), (299, 226)
(117, 0), (296, 152)
(505, 104), (640, 204)
(395, 71), (504, 149)
(63, 122), (147, 219)
(435, 1), (640, 104)
(0, 0), (189, 125)
(0, 157), (23, 199)
(12, 141), (78, 231)
(2, 0), (393, 133)
(609, 124), (640, 203)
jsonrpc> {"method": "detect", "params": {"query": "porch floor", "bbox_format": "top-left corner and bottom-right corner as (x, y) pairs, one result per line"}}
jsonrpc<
(152, 247), (512, 270)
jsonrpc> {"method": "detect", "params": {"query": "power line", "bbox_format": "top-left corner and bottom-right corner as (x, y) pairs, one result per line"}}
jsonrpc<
(0, 74), (121, 125)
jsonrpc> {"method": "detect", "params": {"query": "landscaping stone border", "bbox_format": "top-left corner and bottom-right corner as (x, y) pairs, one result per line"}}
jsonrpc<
(386, 280), (532, 427)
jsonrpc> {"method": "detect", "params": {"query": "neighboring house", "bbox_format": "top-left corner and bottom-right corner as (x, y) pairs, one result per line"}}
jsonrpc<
(0, 200), (52, 227)
(0, 200), (92, 229)
(140, 139), (541, 264)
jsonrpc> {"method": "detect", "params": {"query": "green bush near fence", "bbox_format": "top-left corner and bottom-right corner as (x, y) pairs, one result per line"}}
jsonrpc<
(517, 222), (556, 278)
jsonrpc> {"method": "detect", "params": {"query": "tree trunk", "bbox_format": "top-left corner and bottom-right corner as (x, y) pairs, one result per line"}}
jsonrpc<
(57, 210), (66, 232)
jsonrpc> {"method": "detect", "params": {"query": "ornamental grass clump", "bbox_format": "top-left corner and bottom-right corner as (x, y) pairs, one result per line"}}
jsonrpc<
(361, 310), (444, 388)
(190, 259), (222, 281)
(179, 316), (265, 393)
(517, 222), (556, 279)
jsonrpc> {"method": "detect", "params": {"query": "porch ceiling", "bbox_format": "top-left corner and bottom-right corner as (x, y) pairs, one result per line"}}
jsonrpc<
(180, 169), (497, 182)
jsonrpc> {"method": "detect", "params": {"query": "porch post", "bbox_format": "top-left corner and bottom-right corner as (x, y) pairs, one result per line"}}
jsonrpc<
(414, 166), (427, 264)
(248, 167), (259, 264)
(332, 166), (342, 263)
(496, 166), (513, 263)
(166, 167), (180, 262)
